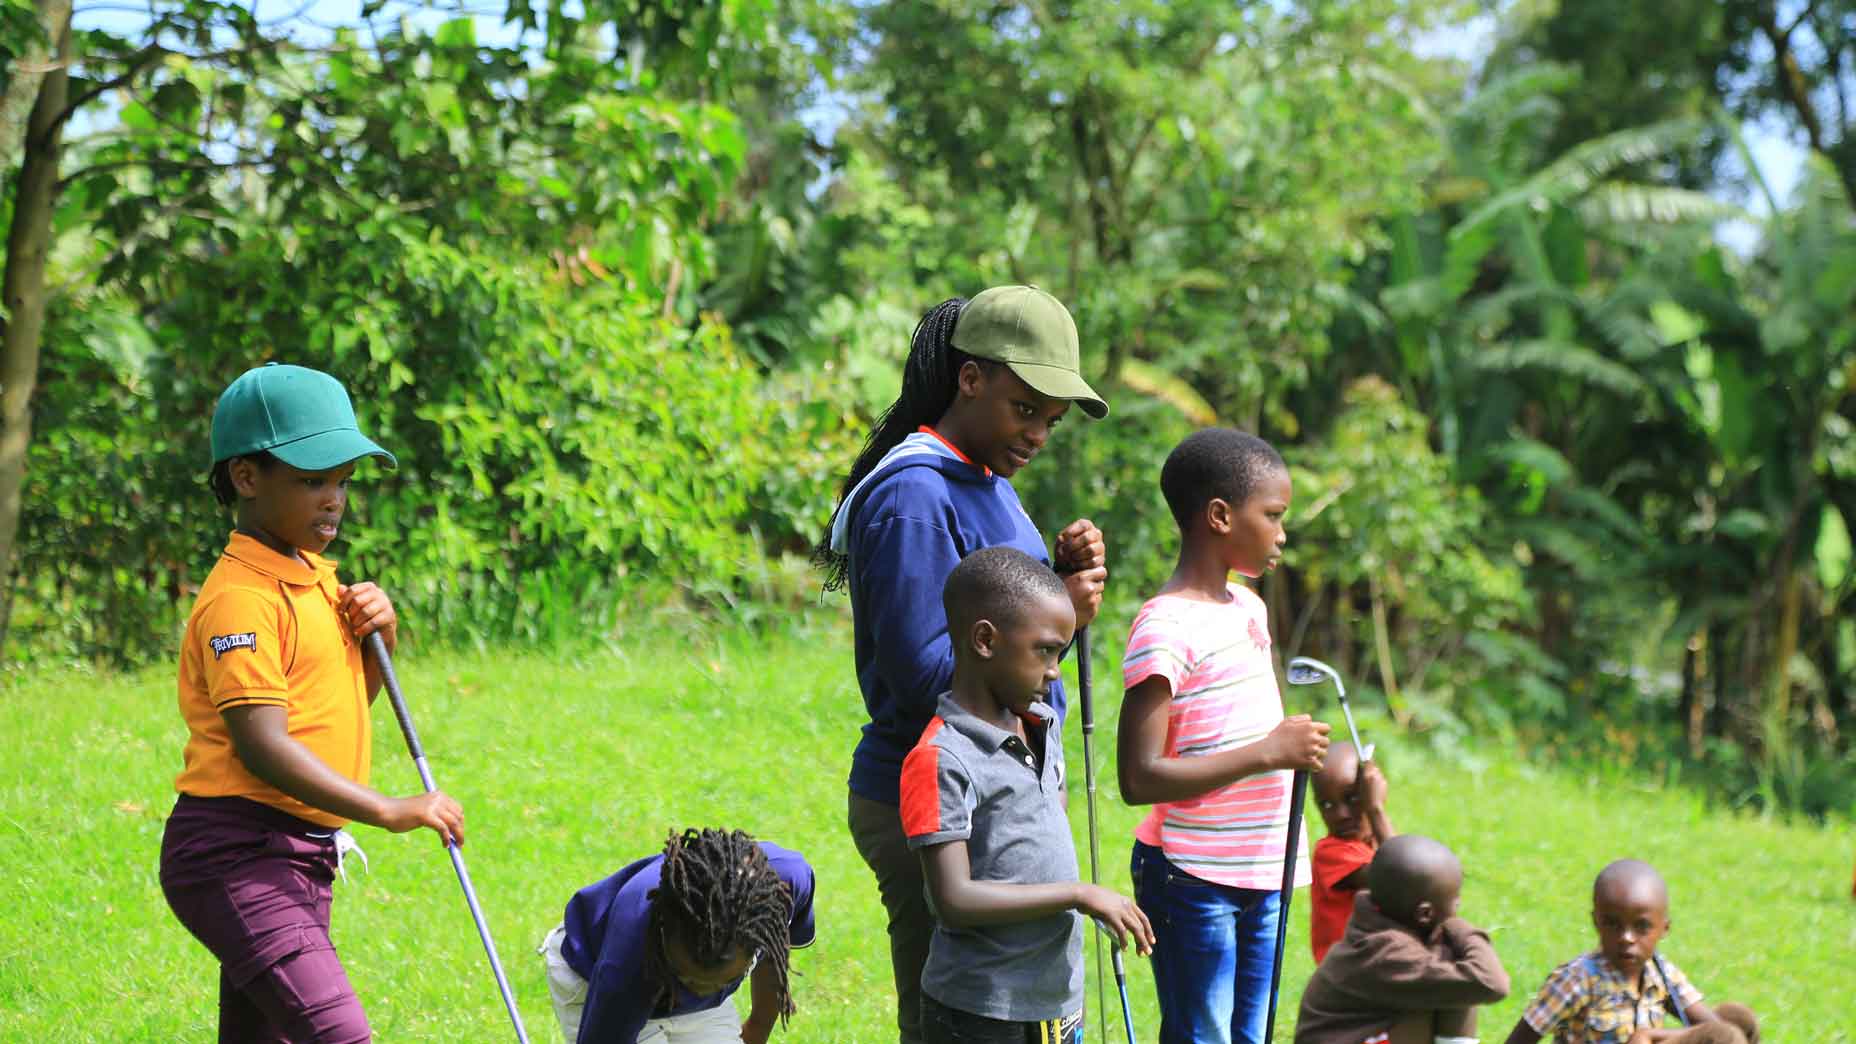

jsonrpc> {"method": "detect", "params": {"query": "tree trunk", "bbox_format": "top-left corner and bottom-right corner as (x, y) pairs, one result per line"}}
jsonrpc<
(0, 1), (71, 652)
(0, 0), (69, 169)
(1756, 5), (1856, 208)
(1770, 545), (1803, 727)
(1680, 631), (1705, 759)
(1368, 574), (1406, 725)
(1707, 622), (1729, 740)
(1264, 565), (1289, 677)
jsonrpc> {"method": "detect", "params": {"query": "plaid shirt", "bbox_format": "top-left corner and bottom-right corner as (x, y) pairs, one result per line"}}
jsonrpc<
(1522, 952), (1704, 1044)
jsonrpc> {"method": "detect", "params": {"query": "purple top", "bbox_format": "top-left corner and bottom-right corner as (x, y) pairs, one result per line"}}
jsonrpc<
(560, 842), (816, 1043)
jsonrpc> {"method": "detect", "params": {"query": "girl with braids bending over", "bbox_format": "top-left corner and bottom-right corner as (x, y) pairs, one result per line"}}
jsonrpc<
(540, 829), (816, 1044)
(818, 286), (1110, 1042)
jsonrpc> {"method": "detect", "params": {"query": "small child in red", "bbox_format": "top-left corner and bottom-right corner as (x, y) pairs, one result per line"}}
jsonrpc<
(1311, 742), (1395, 962)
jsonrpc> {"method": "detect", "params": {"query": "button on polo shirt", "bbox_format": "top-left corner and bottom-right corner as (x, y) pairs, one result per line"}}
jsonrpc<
(900, 692), (1084, 1022)
(175, 531), (371, 828)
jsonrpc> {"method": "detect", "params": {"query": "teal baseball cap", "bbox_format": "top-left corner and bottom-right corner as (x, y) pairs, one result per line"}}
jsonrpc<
(210, 363), (397, 470)
(951, 285), (1109, 419)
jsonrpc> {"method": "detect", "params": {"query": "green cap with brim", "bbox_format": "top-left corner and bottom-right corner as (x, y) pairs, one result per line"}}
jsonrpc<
(951, 285), (1109, 419)
(211, 363), (397, 470)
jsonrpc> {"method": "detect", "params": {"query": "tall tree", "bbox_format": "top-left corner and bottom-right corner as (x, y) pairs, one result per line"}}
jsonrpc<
(1502, 0), (1856, 205)
(0, 0), (70, 642)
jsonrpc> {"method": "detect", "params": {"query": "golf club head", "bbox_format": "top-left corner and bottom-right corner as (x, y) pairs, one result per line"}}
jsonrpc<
(1285, 656), (1369, 762)
(1286, 656), (1340, 689)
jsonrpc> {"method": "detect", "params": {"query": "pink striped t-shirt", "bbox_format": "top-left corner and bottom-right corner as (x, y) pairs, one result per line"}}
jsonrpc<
(1122, 582), (1310, 891)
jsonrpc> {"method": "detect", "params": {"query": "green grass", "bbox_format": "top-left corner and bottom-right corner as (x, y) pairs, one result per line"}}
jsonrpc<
(2, 614), (1850, 1041)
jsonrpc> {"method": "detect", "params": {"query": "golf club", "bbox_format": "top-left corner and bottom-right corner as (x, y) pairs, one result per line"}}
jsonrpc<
(366, 632), (531, 1044)
(1286, 656), (1372, 763)
(1655, 953), (1690, 1026)
(1263, 766), (1309, 1044)
(1076, 626), (1137, 1044)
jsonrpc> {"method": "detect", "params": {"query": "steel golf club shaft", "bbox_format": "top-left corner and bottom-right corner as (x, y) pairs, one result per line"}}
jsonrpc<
(1076, 627), (1110, 1044)
(1077, 627), (1136, 1044)
(366, 633), (531, 1044)
(1336, 695), (1368, 763)
(1655, 954), (1690, 1026)
(1263, 768), (1309, 1044)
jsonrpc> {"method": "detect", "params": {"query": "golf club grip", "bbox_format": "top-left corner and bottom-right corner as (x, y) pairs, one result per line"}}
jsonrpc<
(1077, 626), (1094, 725)
(366, 632), (430, 768)
(1263, 768), (1310, 1044)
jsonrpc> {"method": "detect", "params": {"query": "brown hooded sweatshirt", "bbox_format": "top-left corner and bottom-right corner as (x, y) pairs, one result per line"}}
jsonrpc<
(1294, 891), (1510, 1044)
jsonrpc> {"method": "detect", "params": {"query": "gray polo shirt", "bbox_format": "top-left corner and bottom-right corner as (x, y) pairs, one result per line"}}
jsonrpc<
(899, 691), (1083, 1022)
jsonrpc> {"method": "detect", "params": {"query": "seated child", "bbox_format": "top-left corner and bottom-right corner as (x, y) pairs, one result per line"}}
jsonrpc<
(540, 828), (815, 1044)
(1296, 834), (1510, 1044)
(901, 546), (1155, 1043)
(1502, 859), (1759, 1044)
(1311, 744), (1396, 962)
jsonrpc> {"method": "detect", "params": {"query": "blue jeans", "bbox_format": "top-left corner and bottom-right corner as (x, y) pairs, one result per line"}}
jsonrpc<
(1131, 841), (1280, 1044)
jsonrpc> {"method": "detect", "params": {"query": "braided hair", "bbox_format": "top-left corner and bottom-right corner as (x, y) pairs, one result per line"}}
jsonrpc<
(209, 451), (277, 507)
(815, 297), (985, 590)
(644, 828), (796, 1023)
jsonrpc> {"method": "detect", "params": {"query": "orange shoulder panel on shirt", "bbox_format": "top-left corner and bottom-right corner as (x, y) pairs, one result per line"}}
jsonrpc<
(899, 717), (948, 838)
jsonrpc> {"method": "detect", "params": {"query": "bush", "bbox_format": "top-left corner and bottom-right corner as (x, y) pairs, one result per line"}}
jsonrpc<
(9, 227), (800, 665)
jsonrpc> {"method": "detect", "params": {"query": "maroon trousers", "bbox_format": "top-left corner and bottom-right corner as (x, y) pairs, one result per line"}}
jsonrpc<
(160, 795), (371, 1043)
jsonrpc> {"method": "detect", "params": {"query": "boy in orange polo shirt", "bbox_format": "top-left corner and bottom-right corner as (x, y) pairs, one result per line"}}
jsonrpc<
(159, 363), (465, 1042)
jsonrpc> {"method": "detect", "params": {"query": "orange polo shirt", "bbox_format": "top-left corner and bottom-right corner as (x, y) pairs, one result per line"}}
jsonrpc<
(174, 531), (371, 828)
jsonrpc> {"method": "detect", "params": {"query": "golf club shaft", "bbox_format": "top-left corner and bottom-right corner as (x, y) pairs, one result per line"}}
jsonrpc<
(1112, 945), (1136, 1044)
(1264, 768), (1309, 1044)
(1337, 695), (1368, 763)
(1655, 954), (1689, 1026)
(366, 633), (531, 1044)
(1077, 626), (1111, 1044)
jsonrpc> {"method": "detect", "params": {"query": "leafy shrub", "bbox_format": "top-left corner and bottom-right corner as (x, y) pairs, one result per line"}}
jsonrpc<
(11, 228), (792, 664)
(1287, 377), (1534, 727)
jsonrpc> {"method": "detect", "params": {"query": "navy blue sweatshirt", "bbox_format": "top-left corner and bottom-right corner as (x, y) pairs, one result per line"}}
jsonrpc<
(561, 843), (816, 1043)
(842, 437), (1066, 805)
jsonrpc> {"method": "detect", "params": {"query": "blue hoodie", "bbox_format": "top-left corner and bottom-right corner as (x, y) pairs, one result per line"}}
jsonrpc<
(838, 432), (1067, 805)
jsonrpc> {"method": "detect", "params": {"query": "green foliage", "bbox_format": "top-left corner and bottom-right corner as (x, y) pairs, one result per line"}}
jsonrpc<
(17, 228), (791, 662)
(5, 2), (800, 664)
(1287, 377), (1532, 726)
(1013, 394), (1198, 622)
(7, 0), (1854, 816)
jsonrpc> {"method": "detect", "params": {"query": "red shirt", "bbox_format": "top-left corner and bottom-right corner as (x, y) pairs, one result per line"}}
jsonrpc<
(1310, 835), (1376, 962)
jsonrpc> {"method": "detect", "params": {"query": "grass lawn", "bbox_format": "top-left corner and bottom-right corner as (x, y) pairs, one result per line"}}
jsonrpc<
(2, 612), (1850, 1041)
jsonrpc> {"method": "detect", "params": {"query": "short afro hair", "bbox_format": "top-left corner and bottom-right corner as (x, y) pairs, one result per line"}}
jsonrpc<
(1592, 859), (1668, 909)
(942, 545), (1069, 639)
(1160, 427), (1286, 528)
(1367, 834), (1462, 925)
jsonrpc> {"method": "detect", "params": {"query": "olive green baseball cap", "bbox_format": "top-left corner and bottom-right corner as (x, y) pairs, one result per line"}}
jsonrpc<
(951, 285), (1109, 419)
(210, 363), (396, 470)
